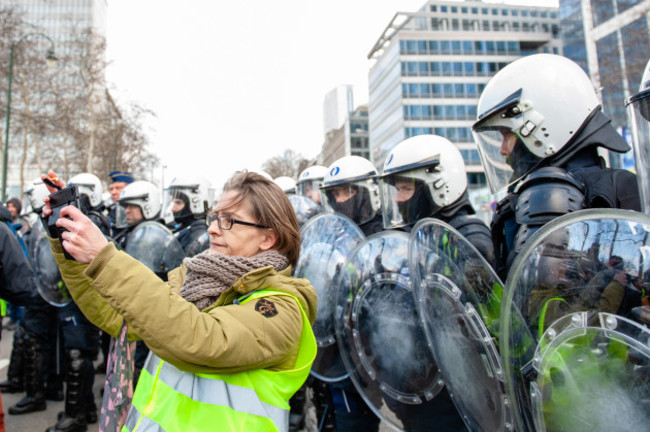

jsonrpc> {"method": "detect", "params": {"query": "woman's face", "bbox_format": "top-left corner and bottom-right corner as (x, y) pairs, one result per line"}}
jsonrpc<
(207, 190), (274, 257)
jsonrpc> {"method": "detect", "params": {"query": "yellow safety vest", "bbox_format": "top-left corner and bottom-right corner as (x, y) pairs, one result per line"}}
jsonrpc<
(122, 289), (317, 432)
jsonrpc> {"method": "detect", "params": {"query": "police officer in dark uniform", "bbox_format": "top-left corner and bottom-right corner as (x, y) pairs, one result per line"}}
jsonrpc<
(472, 54), (640, 281)
(6, 180), (63, 419)
(319, 155), (384, 432)
(380, 134), (494, 263)
(379, 135), (495, 431)
(106, 170), (133, 240)
(111, 180), (177, 384)
(163, 176), (211, 258)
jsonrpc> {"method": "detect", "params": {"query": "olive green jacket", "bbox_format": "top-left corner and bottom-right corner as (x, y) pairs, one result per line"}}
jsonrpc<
(50, 239), (317, 375)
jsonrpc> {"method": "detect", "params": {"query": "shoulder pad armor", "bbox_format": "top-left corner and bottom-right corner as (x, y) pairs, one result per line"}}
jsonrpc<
(515, 167), (585, 226)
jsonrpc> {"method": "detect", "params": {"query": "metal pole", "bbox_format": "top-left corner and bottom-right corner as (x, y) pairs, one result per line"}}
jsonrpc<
(2, 33), (56, 202)
(2, 43), (15, 203)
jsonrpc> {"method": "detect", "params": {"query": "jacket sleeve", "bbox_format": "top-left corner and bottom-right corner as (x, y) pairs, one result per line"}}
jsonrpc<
(50, 239), (138, 340)
(85, 249), (304, 374)
(0, 223), (38, 306)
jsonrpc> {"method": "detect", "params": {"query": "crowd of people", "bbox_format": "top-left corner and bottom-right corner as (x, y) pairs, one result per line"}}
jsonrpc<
(0, 52), (647, 432)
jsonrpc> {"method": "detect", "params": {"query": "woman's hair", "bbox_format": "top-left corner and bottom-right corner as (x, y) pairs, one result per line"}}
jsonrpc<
(221, 171), (301, 266)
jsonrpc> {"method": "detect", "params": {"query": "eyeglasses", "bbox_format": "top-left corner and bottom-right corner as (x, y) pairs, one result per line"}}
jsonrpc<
(206, 213), (267, 230)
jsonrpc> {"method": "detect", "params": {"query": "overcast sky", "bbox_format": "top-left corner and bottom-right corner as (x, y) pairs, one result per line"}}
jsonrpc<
(105, 0), (558, 190)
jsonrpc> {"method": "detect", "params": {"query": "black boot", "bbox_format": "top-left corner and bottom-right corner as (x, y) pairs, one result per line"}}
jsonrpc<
(289, 383), (308, 432)
(8, 332), (46, 415)
(311, 379), (337, 431)
(45, 349), (91, 432)
(0, 325), (26, 393)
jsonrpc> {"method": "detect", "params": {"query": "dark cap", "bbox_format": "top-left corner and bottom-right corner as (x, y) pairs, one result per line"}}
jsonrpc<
(109, 170), (134, 184)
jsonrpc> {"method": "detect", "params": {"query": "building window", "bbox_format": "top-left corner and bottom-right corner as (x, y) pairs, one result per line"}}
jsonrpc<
(492, 8), (498, 15)
(482, 20), (490, 31)
(441, 5), (448, 12)
(451, 6), (458, 13)
(522, 10), (528, 17)
(462, 7), (468, 13)
(431, 5), (437, 12)
(511, 9), (519, 17)
(482, 8), (488, 14)
(531, 10), (538, 17)
(429, 40), (439, 53)
(501, 9), (508, 16)
(472, 8), (478, 14)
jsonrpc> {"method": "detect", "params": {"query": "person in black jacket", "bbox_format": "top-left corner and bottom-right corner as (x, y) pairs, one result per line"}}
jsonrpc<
(472, 54), (640, 281)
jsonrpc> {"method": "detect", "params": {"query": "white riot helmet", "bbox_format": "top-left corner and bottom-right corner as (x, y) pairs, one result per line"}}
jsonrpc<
(626, 59), (650, 214)
(381, 135), (467, 229)
(24, 178), (50, 212)
(472, 54), (601, 194)
(115, 181), (161, 227)
(296, 165), (327, 204)
(273, 176), (297, 195)
(163, 176), (212, 224)
(68, 172), (104, 211)
(322, 156), (381, 225)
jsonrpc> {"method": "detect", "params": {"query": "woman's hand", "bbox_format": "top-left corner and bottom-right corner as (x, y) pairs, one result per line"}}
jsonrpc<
(40, 169), (66, 218)
(41, 169), (107, 263)
(57, 205), (108, 264)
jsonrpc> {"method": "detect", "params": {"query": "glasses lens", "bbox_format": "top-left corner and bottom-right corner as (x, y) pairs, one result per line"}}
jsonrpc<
(206, 212), (217, 226)
(219, 216), (233, 230)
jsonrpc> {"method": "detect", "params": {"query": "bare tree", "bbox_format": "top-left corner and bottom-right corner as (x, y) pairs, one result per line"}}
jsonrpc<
(261, 149), (310, 179)
(1, 9), (160, 194)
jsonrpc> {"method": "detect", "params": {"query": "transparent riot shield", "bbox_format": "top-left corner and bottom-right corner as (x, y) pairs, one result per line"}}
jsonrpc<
(501, 209), (650, 431)
(125, 221), (185, 277)
(409, 218), (516, 431)
(294, 213), (365, 382)
(334, 230), (443, 431)
(31, 221), (71, 307)
(289, 194), (322, 228)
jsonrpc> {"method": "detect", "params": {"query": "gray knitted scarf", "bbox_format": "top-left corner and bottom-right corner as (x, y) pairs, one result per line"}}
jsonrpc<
(180, 250), (289, 311)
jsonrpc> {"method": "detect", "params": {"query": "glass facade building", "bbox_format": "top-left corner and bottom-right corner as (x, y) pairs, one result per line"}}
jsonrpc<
(559, 0), (650, 160)
(368, 0), (561, 188)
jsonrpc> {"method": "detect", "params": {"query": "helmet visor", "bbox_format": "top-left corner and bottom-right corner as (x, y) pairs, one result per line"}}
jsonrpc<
(297, 179), (322, 204)
(115, 202), (143, 228)
(380, 175), (437, 229)
(162, 187), (193, 221)
(627, 89), (650, 214)
(321, 179), (379, 225)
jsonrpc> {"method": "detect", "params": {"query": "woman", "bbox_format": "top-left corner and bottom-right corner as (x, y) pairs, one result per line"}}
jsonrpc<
(41, 170), (317, 432)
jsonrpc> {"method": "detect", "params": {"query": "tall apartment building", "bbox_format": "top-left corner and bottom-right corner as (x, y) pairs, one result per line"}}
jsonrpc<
(559, 0), (650, 168)
(368, 0), (561, 189)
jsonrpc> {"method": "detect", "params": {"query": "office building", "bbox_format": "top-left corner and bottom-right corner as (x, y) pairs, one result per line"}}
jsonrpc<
(559, 0), (650, 168)
(368, 0), (561, 189)
(319, 86), (370, 167)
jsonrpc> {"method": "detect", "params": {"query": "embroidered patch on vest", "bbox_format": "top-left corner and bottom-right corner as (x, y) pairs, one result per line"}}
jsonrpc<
(255, 299), (278, 317)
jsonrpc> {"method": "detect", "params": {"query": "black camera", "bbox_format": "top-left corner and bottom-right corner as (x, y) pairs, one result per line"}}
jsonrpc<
(45, 184), (80, 261)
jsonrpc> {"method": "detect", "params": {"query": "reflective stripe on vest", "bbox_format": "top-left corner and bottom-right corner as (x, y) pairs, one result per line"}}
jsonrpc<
(122, 289), (317, 432)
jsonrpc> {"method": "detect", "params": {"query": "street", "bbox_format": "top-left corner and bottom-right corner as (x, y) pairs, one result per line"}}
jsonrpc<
(0, 325), (103, 432)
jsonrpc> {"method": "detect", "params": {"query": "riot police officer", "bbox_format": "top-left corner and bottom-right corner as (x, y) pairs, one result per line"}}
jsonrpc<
(472, 54), (641, 281)
(290, 166), (327, 228)
(113, 180), (184, 385)
(163, 176), (211, 257)
(68, 173), (111, 237)
(380, 134), (493, 264)
(273, 176), (297, 196)
(297, 165), (327, 205)
(319, 155), (384, 432)
(321, 156), (383, 237)
(626, 58), (650, 213)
